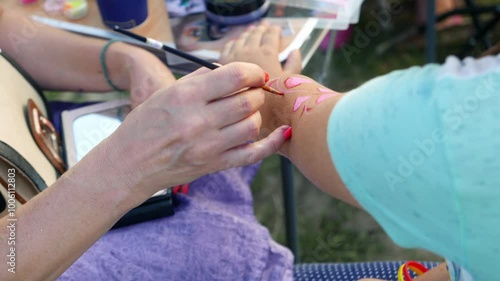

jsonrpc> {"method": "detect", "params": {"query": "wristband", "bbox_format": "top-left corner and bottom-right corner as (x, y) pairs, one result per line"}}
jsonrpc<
(100, 39), (125, 92)
(398, 261), (429, 281)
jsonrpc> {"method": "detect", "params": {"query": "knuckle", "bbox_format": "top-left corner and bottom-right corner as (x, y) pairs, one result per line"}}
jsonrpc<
(268, 138), (281, 154)
(238, 95), (251, 112)
(228, 64), (250, 86)
(245, 147), (261, 164)
(181, 115), (209, 139)
(220, 156), (237, 171)
(240, 49), (253, 57)
(261, 46), (277, 56)
(164, 85), (190, 105)
(252, 89), (265, 108)
(238, 90), (263, 113)
(191, 115), (210, 132)
(247, 115), (261, 138)
(184, 143), (213, 163)
(183, 150), (204, 166)
(167, 91), (184, 106)
(201, 141), (220, 156)
(270, 25), (281, 34)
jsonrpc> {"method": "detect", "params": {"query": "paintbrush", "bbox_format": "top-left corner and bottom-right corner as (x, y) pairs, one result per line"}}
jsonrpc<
(113, 27), (284, 96)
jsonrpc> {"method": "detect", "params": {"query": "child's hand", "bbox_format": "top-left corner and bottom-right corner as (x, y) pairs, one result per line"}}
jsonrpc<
(219, 21), (302, 78)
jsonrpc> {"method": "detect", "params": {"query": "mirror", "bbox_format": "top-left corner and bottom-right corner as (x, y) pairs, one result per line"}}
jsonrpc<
(61, 99), (131, 168)
(72, 105), (130, 162)
(61, 99), (167, 198)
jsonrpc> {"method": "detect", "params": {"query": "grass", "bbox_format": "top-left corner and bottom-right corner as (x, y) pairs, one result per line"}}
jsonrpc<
(251, 0), (499, 263)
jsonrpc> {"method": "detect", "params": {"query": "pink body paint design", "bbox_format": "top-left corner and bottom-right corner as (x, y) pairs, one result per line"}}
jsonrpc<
(316, 93), (337, 104)
(267, 78), (279, 89)
(281, 77), (339, 117)
(299, 105), (314, 117)
(284, 77), (313, 89)
(293, 96), (311, 112)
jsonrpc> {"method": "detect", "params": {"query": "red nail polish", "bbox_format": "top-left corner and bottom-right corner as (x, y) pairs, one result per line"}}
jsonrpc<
(283, 127), (292, 140)
(264, 72), (270, 83)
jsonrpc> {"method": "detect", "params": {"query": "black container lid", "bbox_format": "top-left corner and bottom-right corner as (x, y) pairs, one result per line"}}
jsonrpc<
(205, 0), (267, 17)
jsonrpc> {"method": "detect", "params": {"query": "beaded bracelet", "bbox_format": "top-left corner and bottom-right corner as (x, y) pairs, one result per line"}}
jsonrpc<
(398, 261), (429, 281)
(100, 39), (125, 92)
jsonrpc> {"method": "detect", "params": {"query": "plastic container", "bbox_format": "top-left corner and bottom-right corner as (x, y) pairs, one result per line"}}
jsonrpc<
(204, 0), (270, 26)
(96, 0), (148, 29)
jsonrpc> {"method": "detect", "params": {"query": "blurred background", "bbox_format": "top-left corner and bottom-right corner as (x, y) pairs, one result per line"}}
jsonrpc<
(251, 0), (499, 264)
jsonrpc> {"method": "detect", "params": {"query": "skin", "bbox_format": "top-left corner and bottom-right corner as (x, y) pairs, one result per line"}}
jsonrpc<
(0, 8), (289, 280)
(221, 22), (452, 281)
(219, 21), (302, 79)
(0, 8), (176, 109)
(270, 76), (340, 115)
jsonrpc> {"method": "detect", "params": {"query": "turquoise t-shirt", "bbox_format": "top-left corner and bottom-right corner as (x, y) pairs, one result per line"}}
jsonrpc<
(327, 55), (500, 281)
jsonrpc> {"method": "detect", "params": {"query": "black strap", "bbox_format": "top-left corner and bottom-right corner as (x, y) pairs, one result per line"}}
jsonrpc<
(0, 192), (5, 213)
(0, 141), (47, 192)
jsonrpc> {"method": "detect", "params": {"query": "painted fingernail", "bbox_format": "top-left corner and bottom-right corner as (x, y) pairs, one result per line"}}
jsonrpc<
(283, 127), (293, 141)
(264, 72), (270, 83)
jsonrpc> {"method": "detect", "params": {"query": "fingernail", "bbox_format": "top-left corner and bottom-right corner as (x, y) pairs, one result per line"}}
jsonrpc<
(283, 127), (292, 141)
(264, 72), (270, 83)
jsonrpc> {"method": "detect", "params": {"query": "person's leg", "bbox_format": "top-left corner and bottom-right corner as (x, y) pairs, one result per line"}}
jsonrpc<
(59, 165), (295, 280)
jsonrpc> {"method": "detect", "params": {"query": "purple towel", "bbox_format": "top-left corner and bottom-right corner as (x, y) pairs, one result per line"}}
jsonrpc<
(58, 164), (294, 281)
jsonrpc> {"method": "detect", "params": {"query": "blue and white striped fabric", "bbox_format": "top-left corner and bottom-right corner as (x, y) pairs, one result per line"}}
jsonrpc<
(294, 262), (439, 281)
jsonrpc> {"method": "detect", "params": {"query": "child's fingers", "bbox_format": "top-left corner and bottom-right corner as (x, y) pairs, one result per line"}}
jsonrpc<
(261, 25), (281, 49)
(221, 40), (235, 61)
(245, 23), (267, 47)
(234, 27), (253, 50)
(283, 49), (303, 75)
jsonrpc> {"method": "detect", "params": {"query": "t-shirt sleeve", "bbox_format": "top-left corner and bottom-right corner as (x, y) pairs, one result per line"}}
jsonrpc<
(327, 55), (500, 280)
(326, 64), (463, 254)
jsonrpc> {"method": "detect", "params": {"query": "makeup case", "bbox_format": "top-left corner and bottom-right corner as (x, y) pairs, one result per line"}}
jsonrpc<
(0, 49), (174, 227)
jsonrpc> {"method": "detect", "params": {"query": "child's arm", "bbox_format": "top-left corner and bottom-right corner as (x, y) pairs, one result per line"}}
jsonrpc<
(219, 22), (358, 206)
(219, 21), (302, 78)
(260, 75), (360, 206)
(414, 264), (450, 281)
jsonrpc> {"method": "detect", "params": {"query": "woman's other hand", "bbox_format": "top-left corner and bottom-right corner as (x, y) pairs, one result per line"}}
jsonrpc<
(219, 21), (302, 78)
(122, 45), (177, 108)
(97, 62), (290, 200)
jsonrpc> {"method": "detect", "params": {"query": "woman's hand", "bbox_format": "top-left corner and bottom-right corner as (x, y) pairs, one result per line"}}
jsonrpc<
(219, 21), (302, 78)
(100, 62), (291, 199)
(127, 51), (176, 108)
(107, 42), (177, 108)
